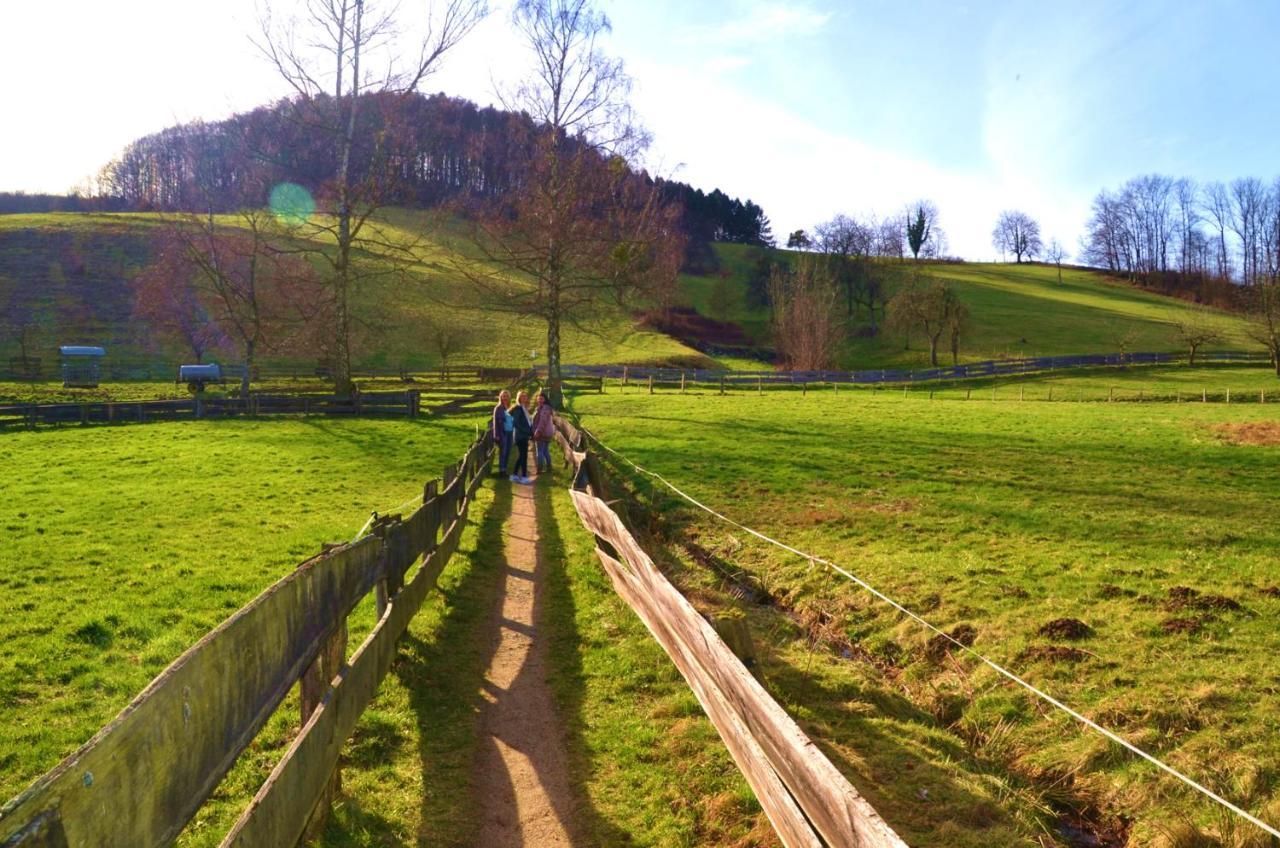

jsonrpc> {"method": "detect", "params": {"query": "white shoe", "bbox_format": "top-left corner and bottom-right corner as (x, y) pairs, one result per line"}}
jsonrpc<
(509, 474), (519, 482)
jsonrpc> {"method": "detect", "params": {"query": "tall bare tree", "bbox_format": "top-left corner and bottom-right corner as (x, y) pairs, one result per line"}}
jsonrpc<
(1248, 279), (1280, 376)
(991, 210), (1043, 263)
(456, 0), (680, 405)
(767, 257), (842, 370)
(1046, 239), (1067, 284)
(813, 213), (875, 321)
(255, 0), (487, 393)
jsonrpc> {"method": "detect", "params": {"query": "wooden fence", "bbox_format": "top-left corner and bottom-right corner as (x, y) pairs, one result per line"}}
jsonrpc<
(551, 415), (908, 848)
(0, 432), (495, 847)
(0, 386), (510, 431)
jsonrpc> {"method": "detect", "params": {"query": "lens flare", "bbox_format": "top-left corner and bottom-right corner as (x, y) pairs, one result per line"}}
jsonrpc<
(268, 182), (315, 224)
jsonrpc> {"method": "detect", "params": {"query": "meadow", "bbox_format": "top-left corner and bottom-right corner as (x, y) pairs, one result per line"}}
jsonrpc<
(0, 415), (483, 808)
(567, 389), (1280, 845)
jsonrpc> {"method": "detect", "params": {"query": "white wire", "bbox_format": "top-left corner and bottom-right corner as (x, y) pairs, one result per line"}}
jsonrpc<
(577, 423), (1280, 840)
(350, 491), (425, 542)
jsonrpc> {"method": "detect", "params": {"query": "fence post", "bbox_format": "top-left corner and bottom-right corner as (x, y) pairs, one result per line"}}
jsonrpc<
(680, 372), (686, 394)
(965, 387), (971, 400)
(720, 376), (726, 396)
(623, 366), (629, 388)
(409, 391), (420, 419)
(757, 376), (762, 395)
(648, 375), (654, 394)
(1263, 389), (1267, 404)
(802, 382), (807, 396)
(1109, 387), (1114, 402)
(1020, 386), (1024, 402)
(1048, 386), (1053, 402)
(1138, 389), (1143, 402)
(1203, 387), (1208, 402)
(1226, 387), (1231, 404)
(299, 582), (348, 843)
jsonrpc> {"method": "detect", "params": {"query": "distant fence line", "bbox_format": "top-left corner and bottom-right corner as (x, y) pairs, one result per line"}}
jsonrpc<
(0, 360), (526, 384)
(551, 414), (907, 848)
(0, 378), (530, 432)
(552, 349), (1272, 388)
(0, 429), (495, 847)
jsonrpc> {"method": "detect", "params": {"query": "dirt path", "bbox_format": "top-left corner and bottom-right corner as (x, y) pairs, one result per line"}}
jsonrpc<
(473, 476), (579, 847)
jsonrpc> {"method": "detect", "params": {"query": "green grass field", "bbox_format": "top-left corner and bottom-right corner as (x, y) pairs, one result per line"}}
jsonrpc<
(566, 389), (1280, 845)
(0, 416), (483, 810)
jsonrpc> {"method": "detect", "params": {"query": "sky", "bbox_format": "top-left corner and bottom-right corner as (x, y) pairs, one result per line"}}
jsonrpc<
(4, 0), (1280, 260)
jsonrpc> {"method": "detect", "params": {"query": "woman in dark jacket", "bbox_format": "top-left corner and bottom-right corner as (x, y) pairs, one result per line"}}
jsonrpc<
(509, 390), (534, 484)
(491, 390), (513, 476)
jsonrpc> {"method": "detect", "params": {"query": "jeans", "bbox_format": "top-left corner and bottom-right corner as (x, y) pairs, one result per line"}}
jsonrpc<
(498, 432), (513, 473)
(535, 440), (551, 470)
(514, 438), (530, 478)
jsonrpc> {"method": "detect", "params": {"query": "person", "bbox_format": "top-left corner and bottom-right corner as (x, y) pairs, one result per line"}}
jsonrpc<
(532, 390), (555, 473)
(509, 390), (534, 484)
(491, 390), (513, 477)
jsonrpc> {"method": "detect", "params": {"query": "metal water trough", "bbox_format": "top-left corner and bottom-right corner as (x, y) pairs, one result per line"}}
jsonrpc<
(60, 346), (106, 388)
(178, 363), (225, 393)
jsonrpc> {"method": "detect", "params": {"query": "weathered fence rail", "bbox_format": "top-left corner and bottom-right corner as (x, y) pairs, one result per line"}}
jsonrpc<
(0, 361), (525, 384)
(0, 431), (495, 847)
(0, 386), (508, 431)
(551, 349), (1273, 388)
(552, 414), (908, 848)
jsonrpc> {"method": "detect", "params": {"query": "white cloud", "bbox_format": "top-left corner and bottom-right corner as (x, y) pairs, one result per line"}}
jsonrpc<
(677, 2), (832, 48)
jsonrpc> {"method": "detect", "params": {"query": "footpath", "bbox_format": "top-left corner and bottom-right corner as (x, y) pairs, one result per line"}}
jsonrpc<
(472, 471), (580, 846)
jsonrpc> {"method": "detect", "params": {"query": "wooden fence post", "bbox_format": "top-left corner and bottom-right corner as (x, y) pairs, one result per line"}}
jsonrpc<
(623, 366), (629, 388)
(1226, 387), (1231, 404)
(680, 372), (686, 394)
(802, 382), (807, 396)
(757, 376), (762, 395)
(1203, 387), (1208, 402)
(648, 375), (654, 394)
(1048, 386), (1053, 402)
(1020, 386), (1024, 402)
(1138, 389), (1143, 402)
(1109, 387), (1115, 402)
(299, 592), (348, 844)
(965, 387), (971, 400)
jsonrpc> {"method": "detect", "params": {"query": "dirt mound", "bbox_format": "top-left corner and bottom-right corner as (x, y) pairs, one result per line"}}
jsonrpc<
(1020, 645), (1091, 663)
(925, 623), (977, 661)
(1038, 618), (1092, 640)
(1161, 616), (1211, 635)
(1162, 586), (1241, 613)
(1214, 421), (1280, 446)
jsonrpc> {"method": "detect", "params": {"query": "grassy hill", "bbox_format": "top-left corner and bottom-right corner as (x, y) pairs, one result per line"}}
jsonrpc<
(678, 243), (1263, 368)
(0, 211), (703, 373)
(1, 213), (1269, 378)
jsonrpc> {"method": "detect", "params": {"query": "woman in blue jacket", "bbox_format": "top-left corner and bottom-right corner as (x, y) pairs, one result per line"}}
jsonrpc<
(509, 390), (534, 484)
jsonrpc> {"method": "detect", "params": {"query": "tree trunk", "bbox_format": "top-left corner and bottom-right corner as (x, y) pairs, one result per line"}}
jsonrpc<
(242, 339), (254, 407)
(1188, 343), (1197, 366)
(928, 334), (940, 367)
(546, 311), (563, 408)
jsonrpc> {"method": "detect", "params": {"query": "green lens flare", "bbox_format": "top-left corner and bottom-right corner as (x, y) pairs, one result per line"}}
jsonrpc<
(269, 183), (315, 224)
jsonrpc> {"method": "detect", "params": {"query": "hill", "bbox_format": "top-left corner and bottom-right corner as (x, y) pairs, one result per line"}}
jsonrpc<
(1, 213), (1269, 379)
(0, 211), (704, 374)
(677, 243), (1264, 369)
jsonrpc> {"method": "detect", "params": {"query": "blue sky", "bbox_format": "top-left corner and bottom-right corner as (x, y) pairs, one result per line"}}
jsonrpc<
(4, 0), (1280, 259)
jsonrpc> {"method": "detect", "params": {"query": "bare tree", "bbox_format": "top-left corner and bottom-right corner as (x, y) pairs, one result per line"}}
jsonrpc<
(767, 257), (842, 370)
(991, 210), (1043, 263)
(422, 316), (471, 379)
(255, 0), (487, 393)
(1230, 176), (1267, 285)
(1203, 181), (1234, 281)
(813, 213), (875, 321)
(1247, 279), (1280, 376)
(0, 281), (49, 374)
(1170, 307), (1225, 365)
(885, 276), (966, 366)
(456, 0), (680, 406)
(1046, 239), (1067, 284)
(156, 209), (324, 398)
